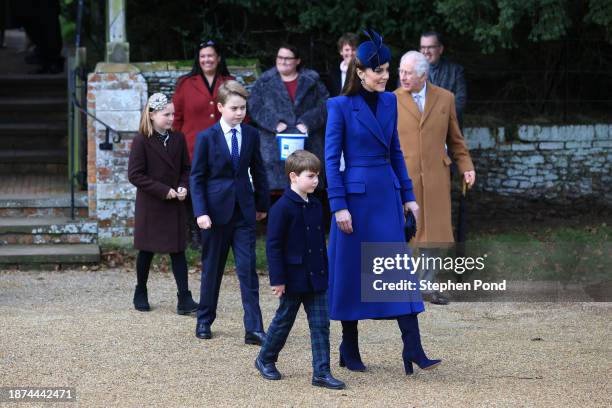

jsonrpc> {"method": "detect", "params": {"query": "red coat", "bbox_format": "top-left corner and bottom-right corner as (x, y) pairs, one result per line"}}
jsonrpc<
(172, 74), (234, 161)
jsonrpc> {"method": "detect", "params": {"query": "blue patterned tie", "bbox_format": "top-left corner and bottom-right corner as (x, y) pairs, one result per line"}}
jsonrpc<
(231, 128), (240, 170)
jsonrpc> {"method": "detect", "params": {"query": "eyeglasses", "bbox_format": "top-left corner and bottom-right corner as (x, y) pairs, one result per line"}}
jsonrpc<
(419, 45), (440, 51)
(276, 56), (297, 62)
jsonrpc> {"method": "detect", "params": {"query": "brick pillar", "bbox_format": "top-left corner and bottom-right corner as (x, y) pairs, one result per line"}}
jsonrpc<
(87, 63), (147, 245)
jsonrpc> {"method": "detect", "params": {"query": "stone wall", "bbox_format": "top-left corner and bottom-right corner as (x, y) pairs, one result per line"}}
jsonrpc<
(133, 60), (260, 98)
(87, 64), (147, 243)
(464, 124), (612, 205)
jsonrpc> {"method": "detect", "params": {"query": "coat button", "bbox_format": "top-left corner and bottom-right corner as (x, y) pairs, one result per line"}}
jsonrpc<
(308, 249), (312, 253)
(320, 248), (323, 252)
(210, 114), (215, 118)
(320, 270), (324, 274)
(306, 226), (310, 230)
(310, 272), (313, 276)
(209, 101), (214, 105)
(317, 226), (321, 230)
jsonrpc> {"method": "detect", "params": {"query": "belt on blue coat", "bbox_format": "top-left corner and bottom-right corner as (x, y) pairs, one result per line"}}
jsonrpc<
(344, 154), (391, 167)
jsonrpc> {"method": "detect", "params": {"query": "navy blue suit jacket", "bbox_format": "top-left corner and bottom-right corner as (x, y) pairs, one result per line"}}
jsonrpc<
(190, 122), (270, 225)
(266, 188), (328, 294)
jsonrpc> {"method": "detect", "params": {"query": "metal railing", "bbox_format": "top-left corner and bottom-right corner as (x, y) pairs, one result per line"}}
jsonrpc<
(67, 0), (123, 219)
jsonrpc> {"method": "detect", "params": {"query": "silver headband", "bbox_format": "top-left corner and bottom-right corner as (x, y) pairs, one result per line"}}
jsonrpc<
(148, 93), (169, 111)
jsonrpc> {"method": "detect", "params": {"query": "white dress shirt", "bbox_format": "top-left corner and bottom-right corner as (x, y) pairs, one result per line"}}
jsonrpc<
(219, 118), (242, 154)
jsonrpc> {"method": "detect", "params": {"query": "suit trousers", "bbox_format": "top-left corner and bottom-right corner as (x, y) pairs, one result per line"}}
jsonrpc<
(197, 202), (263, 332)
(259, 291), (330, 376)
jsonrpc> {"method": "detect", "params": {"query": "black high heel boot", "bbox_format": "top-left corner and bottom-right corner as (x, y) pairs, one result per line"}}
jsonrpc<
(397, 314), (441, 375)
(339, 320), (367, 371)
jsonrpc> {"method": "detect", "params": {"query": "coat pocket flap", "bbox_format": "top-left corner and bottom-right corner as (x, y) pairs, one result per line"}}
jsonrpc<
(443, 156), (452, 166)
(286, 255), (303, 264)
(345, 182), (366, 194)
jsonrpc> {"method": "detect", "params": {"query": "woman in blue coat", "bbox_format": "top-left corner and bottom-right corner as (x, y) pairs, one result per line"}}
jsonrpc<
(325, 30), (441, 375)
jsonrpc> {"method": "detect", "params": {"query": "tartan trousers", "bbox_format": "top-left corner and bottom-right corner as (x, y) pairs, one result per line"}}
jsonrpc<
(258, 291), (330, 376)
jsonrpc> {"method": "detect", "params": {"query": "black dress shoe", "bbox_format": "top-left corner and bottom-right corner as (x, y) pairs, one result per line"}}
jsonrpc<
(254, 357), (281, 380)
(195, 323), (212, 339)
(245, 331), (267, 346)
(312, 373), (346, 390)
(429, 291), (450, 305)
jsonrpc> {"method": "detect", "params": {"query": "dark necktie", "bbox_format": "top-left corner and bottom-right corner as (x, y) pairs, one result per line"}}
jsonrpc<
(231, 128), (239, 170)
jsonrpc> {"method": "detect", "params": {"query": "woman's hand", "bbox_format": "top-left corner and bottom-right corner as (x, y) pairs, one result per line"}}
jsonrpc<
(276, 122), (288, 133)
(197, 215), (212, 230)
(271, 285), (285, 298)
(404, 201), (419, 221)
(176, 187), (187, 201)
(296, 123), (308, 134)
(335, 209), (353, 234)
(256, 212), (267, 221)
(166, 188), (177, 199)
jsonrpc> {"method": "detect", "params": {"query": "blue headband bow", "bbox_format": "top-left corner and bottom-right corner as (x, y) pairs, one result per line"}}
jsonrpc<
(356, 29), (391, 69)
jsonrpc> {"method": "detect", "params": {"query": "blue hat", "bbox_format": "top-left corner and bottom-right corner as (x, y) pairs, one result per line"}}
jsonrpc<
(356, 29), (391, 69)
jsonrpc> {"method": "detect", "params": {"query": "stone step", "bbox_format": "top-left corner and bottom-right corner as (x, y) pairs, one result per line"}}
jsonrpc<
(0, 74), (67, 98)
(0, 195), (88, 218)
(0, 149), (67, 163)
(0, 123), (67, 150)
(0, 244), (100, 264)
(0, 217), (98, 245)
(0, 97), (68, 122)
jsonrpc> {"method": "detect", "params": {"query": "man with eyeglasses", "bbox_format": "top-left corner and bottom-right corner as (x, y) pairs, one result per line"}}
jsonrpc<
(420, 31), (466, 128)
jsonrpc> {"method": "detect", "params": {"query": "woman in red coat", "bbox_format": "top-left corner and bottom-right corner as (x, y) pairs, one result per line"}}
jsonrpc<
(173, 40), (235, 246)
(173, 40), (235, 161)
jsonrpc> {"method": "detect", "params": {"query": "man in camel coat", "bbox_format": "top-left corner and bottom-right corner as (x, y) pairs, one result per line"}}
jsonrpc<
(394, 51), (476, 305)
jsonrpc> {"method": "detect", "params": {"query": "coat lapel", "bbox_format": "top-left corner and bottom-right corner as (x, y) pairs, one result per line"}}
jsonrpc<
(147, 133), (175, 170)
(190, 75), (210, 98)
(396, 88), (421, 123)
(213, 124), (232, 164)
(352, 95), (387, 147)
(421, 82), (439, 125)
(293, 72), (313, 108)
(238, 126), (252, 171)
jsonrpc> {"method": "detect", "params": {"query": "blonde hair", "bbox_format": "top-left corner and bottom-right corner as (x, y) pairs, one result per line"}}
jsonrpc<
(138, 97), (173, 137)
(217, 80), (249, 105)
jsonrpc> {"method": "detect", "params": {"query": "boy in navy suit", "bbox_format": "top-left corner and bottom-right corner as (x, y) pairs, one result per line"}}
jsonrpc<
(190, 80), (270, 344)
(254, 150), (345, 390)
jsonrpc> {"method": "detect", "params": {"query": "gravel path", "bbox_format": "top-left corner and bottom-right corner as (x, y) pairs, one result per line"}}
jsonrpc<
(1, 268), (610, 407)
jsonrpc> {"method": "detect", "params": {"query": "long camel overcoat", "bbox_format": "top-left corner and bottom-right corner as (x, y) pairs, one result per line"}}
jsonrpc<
(394, 82), (474, 244)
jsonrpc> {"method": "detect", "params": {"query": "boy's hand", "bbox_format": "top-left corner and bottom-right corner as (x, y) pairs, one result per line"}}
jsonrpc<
(177, 187), (187, 201)
(296, 123), (308, 134)
(166, 188), (178, 199)
(197, 215), (212, 230)
(256, 212), (267, 221)
(271, 285), (285, 298)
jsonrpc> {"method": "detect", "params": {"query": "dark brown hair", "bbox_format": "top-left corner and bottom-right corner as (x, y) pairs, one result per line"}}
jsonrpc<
(285, 150), (321, 177)
(337, 32), (359, 52)
(341, 57), (367, 96)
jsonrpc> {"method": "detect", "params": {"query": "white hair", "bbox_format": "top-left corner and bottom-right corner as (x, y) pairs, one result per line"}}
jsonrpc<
(400, 51), (429, 77)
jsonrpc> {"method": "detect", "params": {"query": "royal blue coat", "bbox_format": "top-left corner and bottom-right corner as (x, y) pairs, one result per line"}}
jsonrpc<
(266, 188), (328, 294)
(325, 92), (425, 320)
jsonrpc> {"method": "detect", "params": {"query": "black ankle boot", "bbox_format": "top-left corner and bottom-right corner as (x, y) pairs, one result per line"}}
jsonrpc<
(133, 285), (150, 311)
(177, 290), (198, 315)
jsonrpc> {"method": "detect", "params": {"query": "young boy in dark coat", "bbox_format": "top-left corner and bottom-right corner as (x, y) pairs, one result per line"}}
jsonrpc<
(190, 80), (270, 344)
(254, 150), (345, 390)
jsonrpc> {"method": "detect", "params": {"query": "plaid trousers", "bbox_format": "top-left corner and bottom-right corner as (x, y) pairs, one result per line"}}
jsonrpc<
(258, 291), (330, 376)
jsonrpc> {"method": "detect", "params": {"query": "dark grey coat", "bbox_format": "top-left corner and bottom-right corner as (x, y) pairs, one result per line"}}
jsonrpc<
(248, 67), (329, 190)
(429, 57), (467, 127)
